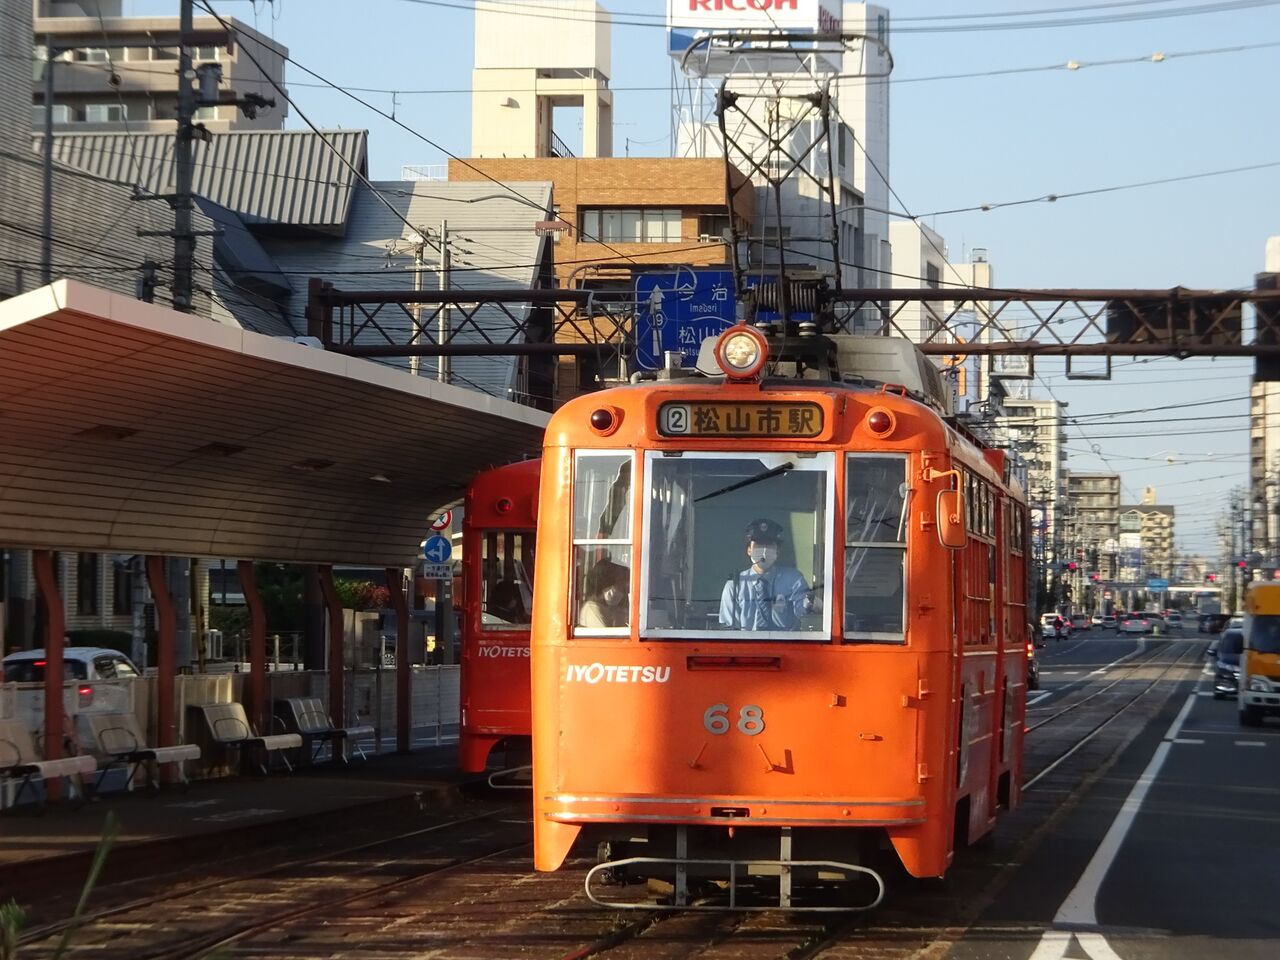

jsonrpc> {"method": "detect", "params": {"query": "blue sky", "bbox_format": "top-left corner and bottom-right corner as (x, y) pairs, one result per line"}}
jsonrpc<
(130, 0), (1280, 554)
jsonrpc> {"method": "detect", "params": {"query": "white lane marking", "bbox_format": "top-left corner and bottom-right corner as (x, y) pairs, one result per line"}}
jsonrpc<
(1172, 738), (1205, 745)
(1077, 932), (1127, 960)
(1028, 686), (1199, 959)
(1027, 691), (1053, 707)
(1234, 740), (1267, 747)
(1054, 689), (1196, 925)
(1028, 930), (1072, 960)
(1063, 671), (1080, 676)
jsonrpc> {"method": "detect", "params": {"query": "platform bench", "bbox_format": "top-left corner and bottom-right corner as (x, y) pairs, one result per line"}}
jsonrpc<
(0, 718), (97, 806)
(79, 712), (201, 791)
(277, 697), (374, 764)
(196, 702), (301, 776)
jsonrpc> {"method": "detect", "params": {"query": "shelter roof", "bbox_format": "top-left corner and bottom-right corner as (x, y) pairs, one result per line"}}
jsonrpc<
(33, 129), (367, 233)
(0, 281), (548, 566)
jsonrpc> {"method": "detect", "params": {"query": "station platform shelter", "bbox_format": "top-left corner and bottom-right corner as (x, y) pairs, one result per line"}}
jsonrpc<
(0, 281), (547, 799)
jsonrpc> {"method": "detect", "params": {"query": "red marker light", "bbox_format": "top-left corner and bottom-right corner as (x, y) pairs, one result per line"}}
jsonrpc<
(495, 497), (513, 515)
(590, 408), (614, 432)
(865, 407), (896, 438)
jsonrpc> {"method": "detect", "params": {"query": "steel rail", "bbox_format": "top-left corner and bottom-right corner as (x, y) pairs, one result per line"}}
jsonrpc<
(17, 804), (522, 948)
(1023, 639), (1203, 790)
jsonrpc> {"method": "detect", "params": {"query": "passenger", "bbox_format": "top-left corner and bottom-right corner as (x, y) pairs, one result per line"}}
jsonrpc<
(719, 518), (814, 631)
(488, 579), (529, 624)
(579, 558), (629, 628)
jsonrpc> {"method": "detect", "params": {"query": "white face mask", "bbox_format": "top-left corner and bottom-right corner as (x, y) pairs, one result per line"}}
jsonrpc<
(602, 585), (623, 606)
(750, 545), (778, 568)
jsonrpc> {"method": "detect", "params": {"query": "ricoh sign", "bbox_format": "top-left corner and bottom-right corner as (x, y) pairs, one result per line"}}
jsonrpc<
(667, 0), (842, 34)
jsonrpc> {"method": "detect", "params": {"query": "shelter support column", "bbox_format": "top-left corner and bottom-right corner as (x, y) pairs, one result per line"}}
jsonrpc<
(386, 567), (411, 754)
(32, 550), (64, 799)
(238, 561), (267, 734)
(316, 565), (345, 727)
(146, 555), (177, 751)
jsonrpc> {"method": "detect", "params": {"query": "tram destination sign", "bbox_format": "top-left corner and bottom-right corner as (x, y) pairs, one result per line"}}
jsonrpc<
(658, 401), (824, 438)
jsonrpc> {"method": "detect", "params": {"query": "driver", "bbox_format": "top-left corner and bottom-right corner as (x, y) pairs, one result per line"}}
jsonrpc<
(719, 518), (814, 631)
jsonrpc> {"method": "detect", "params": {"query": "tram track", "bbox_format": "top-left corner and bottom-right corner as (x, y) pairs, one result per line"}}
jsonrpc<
(1023, 638), (1203, 789)
(15, 803), (527, 958)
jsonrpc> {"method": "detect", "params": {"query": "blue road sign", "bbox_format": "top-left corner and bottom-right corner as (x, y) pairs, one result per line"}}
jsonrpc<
(634, 269), (737, 370)
(423, 535), (452, 564)
(1147, 578), (1169, 590)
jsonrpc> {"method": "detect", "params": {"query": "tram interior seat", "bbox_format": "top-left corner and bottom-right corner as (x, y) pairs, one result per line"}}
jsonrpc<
(194, 702), (301, 776)
(0, 717), (97, 805)
(77, 712), (201, 791)
(274, 697), (374, 764)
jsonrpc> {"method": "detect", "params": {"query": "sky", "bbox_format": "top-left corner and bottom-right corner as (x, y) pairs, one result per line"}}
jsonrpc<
(125, 0), (1280, 554)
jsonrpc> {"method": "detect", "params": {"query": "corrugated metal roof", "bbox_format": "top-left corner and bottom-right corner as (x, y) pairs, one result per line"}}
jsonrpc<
(260, 179), (553, 400)
(32, 129), (367, 231)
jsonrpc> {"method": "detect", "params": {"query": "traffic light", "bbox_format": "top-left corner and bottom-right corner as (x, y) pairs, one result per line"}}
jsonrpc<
(1090, 573), (1100, 582)
(1205, 573), (1217, 582)
(1067, 562), (1078, 572)
(1238, 560), (1248, 569)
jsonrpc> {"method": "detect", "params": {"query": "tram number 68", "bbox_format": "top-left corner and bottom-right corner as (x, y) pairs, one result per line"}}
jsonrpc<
(703, 703), (765, 736)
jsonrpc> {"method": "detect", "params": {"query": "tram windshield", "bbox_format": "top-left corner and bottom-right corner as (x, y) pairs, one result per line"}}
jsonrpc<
(641, 451), (832, 640)
(480, 530), (535, 630)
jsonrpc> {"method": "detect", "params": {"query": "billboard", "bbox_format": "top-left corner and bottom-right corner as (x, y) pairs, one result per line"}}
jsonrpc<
(667, 0), (842, 53)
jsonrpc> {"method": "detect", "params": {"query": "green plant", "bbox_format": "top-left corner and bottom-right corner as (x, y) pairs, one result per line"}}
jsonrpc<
(49, 811), (119, 959)
(0, 899), (25, 960)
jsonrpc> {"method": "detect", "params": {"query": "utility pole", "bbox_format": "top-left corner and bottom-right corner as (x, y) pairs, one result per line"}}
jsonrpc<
(172, 0), (197, 313)
(40, 36), (55, 286)
(438, 218), (451, 384)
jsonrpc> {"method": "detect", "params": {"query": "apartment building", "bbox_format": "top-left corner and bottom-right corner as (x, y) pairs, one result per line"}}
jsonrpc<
(1066, 471), (1121, 579)
(995, 397), (1068, 567)
(1118, 502), (1176, 582)
(32, 0), (287, 133)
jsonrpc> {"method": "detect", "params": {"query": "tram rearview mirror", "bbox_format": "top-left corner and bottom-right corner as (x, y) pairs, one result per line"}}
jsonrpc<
(937, 490), (966, 549)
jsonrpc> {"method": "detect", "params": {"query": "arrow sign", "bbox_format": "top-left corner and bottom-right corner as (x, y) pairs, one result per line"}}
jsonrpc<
(423, 535), (452, 564)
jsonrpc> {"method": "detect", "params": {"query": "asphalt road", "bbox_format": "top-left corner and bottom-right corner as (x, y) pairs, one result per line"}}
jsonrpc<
(948, 635), (1280, 960)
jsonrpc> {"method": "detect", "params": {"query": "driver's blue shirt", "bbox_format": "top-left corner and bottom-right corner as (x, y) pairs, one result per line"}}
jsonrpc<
(719, 566), (811, 630)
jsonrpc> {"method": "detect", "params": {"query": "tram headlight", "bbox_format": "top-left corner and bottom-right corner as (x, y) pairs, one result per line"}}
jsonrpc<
(714, 325), (768, 380)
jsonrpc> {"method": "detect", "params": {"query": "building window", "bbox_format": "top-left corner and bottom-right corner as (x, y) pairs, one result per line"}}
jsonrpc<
(697, 213), (732, 242)
(112, 558), (134, 615)
(77, 553), (100, 616)
(580, 208), (681, 244)
(85, 103), (126, 123)
(192, 45), (222, 61)
(194, 105), (218, 121)
(32, 104), (72, 125)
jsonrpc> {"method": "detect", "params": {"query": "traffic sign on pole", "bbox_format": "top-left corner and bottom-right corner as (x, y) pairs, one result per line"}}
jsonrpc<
(430, 511), (452, 531)
(423, 535), (452, 564)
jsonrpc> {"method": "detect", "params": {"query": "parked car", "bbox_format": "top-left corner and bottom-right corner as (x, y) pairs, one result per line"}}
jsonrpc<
(1212, 629), (1245, 699)
(1120, 615), (1152, 635)
(2, 647), (141, 728)
(1101, 615), (1118, 630)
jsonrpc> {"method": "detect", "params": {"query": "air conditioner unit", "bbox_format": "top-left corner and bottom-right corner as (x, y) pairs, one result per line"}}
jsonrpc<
(698, 233), (713, 243)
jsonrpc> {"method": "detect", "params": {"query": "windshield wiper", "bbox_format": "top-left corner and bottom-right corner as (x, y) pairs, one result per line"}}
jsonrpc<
(695, 461), (795, 503)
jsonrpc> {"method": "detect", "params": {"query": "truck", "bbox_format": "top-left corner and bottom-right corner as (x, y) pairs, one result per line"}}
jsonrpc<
(1238, 582), (1280, 726)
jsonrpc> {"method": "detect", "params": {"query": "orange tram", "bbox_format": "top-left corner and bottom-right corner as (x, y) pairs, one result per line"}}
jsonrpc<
(458, 458), (540, 776)
(529, 326), (1030, 910)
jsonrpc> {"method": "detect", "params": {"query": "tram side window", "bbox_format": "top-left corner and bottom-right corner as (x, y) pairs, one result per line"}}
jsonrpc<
(845, 454), (907, 642)
(572, 452), (633, 634)
(481, 530), (535, 630)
